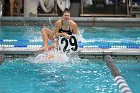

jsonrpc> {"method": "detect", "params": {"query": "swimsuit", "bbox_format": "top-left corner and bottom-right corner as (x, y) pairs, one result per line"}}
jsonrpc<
(58, 20), (73, 35)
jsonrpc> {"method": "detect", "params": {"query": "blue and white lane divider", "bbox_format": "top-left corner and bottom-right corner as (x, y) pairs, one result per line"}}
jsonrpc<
(0, 39), (140, 48)
(0, 39), (42, 42)
(0, 39), (140, 43)
(0, 44), (140, 49)
(1, 39), (140, 43)
(115, 76), (132, 93)
(82, 45), (140, 48)
(0, 44), (42, 48)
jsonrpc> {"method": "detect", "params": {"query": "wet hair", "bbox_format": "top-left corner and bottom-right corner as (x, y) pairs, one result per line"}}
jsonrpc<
(62, 8), (70, 15)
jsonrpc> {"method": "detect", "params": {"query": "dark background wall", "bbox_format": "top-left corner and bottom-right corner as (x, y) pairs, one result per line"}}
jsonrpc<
(57, 0), (81, 17)
(2, 0), (129, 17)
(2, 0), (10, 16)
(69, 0), (81, 17)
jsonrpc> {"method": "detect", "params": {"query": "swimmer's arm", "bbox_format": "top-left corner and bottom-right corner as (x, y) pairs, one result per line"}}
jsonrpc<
(72, 22), (78, 34)
(53, 21), (60, 37)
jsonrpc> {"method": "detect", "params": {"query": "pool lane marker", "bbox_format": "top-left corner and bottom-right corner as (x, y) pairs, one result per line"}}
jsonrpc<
(0, 44), (42, 48)
(1, 39), (140, 44)
(0, 44), (140, 49)
(0, 39), (43, 42)
(104, 55), (132, 93)
(0, 39), (140, 48)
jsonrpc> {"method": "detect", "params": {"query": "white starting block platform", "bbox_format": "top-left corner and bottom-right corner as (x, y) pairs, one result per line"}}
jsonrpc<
(1, 47), (140, 58)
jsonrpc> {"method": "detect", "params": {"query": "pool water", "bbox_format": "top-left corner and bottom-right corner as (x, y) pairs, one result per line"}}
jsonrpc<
(82, 27), (140, 48)
(115, 59), (140, 93)
(0, 26), (42, 40)
(83, 27), (140, 40)
(0, 26), (140, 93)
(0, 58), (120, 93)
(0, 26), (140, 48)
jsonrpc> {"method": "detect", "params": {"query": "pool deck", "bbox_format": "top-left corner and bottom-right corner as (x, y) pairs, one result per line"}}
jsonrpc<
(1, 17), (140, 58)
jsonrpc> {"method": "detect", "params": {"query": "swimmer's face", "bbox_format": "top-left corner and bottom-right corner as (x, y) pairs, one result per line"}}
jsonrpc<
(62, 12), (70, 21)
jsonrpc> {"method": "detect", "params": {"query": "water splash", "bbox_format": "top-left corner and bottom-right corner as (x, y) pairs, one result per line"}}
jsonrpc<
(31, 50), (70, 63)
(78, 28), (85, 41)
(29, 28), (85, 63)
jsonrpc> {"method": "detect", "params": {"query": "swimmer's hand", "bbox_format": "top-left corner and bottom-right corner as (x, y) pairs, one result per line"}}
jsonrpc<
(38, 45), (55, 52)
(63, 33), (71, 39)
(38, 47), (49, 51)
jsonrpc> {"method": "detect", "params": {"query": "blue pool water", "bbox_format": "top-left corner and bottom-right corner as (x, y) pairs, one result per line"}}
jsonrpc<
(0, 26), (140, 93)
(0, 26), (140, 48)
(115, 59), (140, 93)
(1, 58), (140, 93)
(0, 58), (119, 93)
(1, 26), (140, 40)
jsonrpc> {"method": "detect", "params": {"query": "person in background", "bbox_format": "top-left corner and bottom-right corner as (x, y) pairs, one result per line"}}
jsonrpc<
(40, 8), (78, 51)
(9, 0), (20, 16)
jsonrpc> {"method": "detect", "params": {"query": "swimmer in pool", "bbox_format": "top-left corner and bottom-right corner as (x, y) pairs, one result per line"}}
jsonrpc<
(39, 8), (78, 51)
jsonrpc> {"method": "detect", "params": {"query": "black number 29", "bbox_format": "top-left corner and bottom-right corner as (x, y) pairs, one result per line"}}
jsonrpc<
(61, 36), (78, 52)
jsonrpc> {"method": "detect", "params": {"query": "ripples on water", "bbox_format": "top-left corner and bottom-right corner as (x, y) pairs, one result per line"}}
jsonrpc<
(0, 53), (119, 93)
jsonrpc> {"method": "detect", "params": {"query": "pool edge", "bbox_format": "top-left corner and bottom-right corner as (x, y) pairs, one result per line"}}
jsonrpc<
(1, 17), (140, 27)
